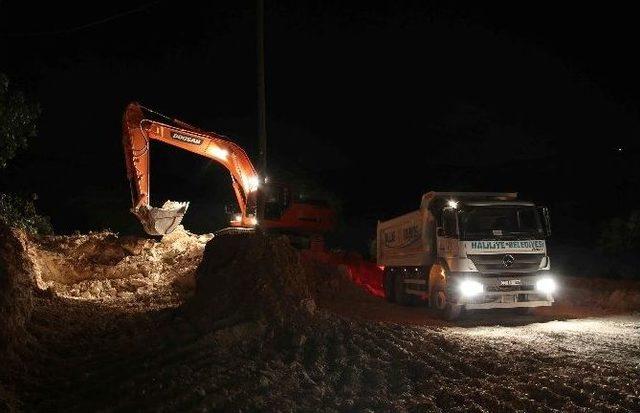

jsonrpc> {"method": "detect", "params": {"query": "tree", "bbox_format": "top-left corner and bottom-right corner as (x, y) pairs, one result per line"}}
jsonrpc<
(599, 211), (640, 255)
(0, 73), (50, 234)
(0, 73), (40, 168)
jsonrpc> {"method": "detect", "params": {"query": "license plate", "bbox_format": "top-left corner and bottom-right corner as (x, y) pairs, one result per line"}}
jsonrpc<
(500, 279), (521, 286)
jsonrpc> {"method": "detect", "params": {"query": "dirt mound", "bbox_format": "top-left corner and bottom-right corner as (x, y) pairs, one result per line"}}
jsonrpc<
(0, 224), (38, 411)
(3, 222), (640, 411)
(557, 276), (640, 311)
(0, 224), (37, 359)
(188, 232), (316, 326)
(28, 226), (210, 307)
(303, 258), (379, 304)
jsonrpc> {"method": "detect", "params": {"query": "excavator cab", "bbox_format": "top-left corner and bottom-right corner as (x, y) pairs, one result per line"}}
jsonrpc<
(261, 182), (335, 235)
(262, 182), (290, 221)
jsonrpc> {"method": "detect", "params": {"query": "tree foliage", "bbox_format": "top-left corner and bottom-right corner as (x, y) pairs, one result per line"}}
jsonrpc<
(0, 74), (50, 234)
(599, 211), (640, 254)
(0, 73), (40, 168)
(0, 193), (52, 235)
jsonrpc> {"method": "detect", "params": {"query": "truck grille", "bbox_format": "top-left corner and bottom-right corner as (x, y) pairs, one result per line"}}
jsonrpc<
(468, 254), (544, 274)
(485, 284), (535, 292)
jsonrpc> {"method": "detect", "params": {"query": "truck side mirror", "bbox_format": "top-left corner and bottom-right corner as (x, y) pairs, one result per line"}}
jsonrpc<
(537, 206), (552, 238)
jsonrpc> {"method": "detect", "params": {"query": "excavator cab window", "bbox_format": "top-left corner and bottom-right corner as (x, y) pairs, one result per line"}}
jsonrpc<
(263, 183), (290, 220)
(294, 193), (329, 207)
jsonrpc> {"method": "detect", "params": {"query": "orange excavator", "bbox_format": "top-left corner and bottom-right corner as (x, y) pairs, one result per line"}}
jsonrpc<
(122, 102), (335, 243)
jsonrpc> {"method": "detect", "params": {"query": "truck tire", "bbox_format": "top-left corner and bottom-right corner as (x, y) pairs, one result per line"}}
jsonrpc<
(430, 287), (463, 320)
(393, 273), (412, 306)
(428, 264), (462, 320)
(383, 269), (395, 302)
(444, 303), (463, 320)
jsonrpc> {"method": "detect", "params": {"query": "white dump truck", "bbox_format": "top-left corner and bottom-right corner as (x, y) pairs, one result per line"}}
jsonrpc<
(377, 192), (555, 319)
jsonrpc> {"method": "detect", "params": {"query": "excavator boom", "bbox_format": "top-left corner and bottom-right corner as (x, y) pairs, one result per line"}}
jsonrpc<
(123, 102), (259, 235)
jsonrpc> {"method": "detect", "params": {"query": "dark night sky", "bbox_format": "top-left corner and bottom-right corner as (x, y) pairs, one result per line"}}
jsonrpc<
(1, 1), (639, 250)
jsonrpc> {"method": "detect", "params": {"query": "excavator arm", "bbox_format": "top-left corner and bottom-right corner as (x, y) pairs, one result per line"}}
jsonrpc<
(123, 102), (259, 235)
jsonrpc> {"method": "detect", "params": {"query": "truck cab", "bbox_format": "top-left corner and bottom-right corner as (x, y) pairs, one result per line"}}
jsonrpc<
(378, 192), (556, 319)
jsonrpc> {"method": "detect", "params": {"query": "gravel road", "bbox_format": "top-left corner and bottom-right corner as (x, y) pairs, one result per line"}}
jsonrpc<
(13, 296), (639, 412)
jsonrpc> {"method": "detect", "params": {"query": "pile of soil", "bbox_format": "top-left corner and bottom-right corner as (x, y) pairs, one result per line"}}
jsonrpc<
(188, 231), (316, 327)
(557, 275), (640, 311)
(27, 226), (211, 308)
(0, 224), (38, 411)
(304, 258), (381, 305)
(2, 222), (640, 411)
(0, 225), (30, 352)
(0, 224), (211, 410)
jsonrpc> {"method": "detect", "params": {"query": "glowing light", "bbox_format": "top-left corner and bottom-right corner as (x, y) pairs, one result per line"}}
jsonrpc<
(447, 199), (458, 209)
(232, 214), (242, 222)
(249, 217), (258, 226)
(459, 280), (483, 297)
(208, 146), (228, 160)
(245, 176), (260, 192)
(536, 277), (557, 294)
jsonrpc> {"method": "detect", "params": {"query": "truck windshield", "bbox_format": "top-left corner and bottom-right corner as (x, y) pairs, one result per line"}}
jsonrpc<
(459, 206), (544, 240)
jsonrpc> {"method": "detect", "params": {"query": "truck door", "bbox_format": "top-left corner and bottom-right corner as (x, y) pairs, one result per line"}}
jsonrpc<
(437, 208), (459, 258)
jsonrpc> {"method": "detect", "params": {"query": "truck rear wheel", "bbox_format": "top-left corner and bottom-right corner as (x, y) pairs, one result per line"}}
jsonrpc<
(383, 269), (395, 302)
(393, 273), (412, 306)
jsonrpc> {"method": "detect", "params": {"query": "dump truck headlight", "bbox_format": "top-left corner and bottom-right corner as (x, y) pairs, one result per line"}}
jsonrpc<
(536, 277), (556, 294)
(459, 280), (483, 297)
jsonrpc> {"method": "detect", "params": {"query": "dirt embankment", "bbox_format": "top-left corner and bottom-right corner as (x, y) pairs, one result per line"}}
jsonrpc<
(25, 226), (210, 308)
(187, 232), (316, 328)
(1, 225), (640, 412)
(0, 225), (38, 395)
(555, 275), (640, 311)
(0, 224), (211, 411)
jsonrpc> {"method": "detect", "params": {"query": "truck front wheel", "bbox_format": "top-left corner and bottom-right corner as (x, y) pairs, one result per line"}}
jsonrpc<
(445, 302), (463, 320)
(430, 287), (462, 320)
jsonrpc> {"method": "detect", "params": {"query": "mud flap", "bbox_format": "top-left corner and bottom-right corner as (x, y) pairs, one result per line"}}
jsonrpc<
(134, 201), (189, 236)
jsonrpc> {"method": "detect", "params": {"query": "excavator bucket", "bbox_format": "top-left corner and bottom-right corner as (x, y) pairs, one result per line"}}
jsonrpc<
(134, 201), (189, 236)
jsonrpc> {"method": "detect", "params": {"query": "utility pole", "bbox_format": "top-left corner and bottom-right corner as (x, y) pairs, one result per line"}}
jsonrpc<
(257, 0), (267, 179)
(256, 0), (267, 222)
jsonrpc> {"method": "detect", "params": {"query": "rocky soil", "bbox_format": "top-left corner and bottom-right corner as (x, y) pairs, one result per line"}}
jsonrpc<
(1, 224), (639, 412)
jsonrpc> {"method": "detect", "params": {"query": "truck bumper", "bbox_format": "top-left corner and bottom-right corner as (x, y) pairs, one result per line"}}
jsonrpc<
(458, 292), (554, 309)
(448, 271), (556, 310)
(465, 299), (553, 310)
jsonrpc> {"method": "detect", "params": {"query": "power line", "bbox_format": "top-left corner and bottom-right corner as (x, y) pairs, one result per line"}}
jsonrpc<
(3, 0), (162, 37)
